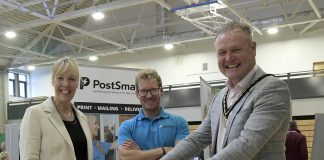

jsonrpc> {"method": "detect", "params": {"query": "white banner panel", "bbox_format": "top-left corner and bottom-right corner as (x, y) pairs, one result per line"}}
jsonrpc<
(200, 77), (212, 120)
(200, 77), (212, 159)
(73, 66), (142, 114)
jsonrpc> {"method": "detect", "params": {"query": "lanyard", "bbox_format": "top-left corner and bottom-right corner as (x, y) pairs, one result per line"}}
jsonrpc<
(222, 74), (274, 119)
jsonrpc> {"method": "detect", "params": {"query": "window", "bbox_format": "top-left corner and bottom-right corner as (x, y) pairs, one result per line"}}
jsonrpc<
(313, 61), (324, 76)
(8, 72), (28, 98)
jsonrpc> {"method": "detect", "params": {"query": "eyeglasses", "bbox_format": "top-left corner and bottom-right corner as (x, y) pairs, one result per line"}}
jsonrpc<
(138, 88), (161, 97)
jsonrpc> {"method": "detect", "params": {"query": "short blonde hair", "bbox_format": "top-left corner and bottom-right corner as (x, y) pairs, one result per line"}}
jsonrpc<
(51, 57), (79, 86)
(135, 69), (162, 90)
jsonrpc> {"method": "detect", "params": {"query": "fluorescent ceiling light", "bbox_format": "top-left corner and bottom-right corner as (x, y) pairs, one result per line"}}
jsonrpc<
(164, 43), (174, 50)
(27, 65), (36, 71)
(89, 56), (98, 61)
(267, 28), (278, 34)
(92, 11), (105, 20)
(5, 31), (16, 38)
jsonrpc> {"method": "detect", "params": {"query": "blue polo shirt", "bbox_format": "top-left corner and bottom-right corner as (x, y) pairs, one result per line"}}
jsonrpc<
(117, 107), (189, 150)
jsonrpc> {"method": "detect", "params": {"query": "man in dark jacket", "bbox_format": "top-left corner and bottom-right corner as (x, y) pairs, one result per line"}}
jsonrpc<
(285, 121), (308, 160)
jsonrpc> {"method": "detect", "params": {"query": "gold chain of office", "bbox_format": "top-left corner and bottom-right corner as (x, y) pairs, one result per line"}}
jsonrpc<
(222, 74), (274, 119)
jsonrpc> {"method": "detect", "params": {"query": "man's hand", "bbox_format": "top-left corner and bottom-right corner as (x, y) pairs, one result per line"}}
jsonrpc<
(121, 139), (141, 150)
(118, 140), (175, 160)
(164, 147), (173, 154)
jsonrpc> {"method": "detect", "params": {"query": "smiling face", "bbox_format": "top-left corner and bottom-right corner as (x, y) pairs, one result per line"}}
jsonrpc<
(136, 79), (163, 115)
(53, 69), (78, 105)
(135, 69), (163, 117)
(51, 57), (79, 106)
(215, 28), (256, 86)
(87, 115), (100, 138)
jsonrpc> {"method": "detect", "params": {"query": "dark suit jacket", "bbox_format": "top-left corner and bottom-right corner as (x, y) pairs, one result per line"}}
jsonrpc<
(285, 131), (308, 160)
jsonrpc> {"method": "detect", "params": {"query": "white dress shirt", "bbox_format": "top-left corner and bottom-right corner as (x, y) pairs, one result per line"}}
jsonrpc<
(216, 65), (258, 152)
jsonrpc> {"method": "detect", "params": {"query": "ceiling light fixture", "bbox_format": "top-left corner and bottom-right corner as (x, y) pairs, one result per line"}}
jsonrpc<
(92, 11), (105, 20)
(267, 28), (278, 34)
(27, 65), (36, 71)
(5, 31), (17, 39)
(164, 43), (174, 50)
(89, 56), (98, 61)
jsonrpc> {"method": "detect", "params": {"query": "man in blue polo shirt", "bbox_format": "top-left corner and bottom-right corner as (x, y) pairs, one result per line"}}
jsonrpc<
(118, 69), (189, 160)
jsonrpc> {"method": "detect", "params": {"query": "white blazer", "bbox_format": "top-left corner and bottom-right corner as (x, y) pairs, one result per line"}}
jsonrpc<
(19, 97), (93, 160)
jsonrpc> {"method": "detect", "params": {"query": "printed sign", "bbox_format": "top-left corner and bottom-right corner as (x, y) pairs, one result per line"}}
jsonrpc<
(74, 66), (141, 114)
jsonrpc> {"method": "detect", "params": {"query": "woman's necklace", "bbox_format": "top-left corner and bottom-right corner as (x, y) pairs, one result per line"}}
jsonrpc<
(53, 98), (74, 121)
(61, 110), (74, 121)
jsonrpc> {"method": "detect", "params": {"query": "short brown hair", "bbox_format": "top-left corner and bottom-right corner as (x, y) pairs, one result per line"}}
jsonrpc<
(135, 69), (162, 90)
(216, 21), (254, 45)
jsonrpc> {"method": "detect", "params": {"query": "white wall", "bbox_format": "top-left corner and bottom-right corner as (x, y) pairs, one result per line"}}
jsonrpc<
(165, 107), (201, 122)
(0, 71), (5, 133)
(30, 66), (53, 97)
(96, 30), (324, 86)
(257, 32), (324, 74)
(28, 30), (324, 121)
(5, 123), (20, 160)
(292, 98), (324, 116)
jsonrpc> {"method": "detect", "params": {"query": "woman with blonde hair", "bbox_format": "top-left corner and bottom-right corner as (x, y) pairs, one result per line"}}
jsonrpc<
(20, 57), (92, 160)
(87, 114), (116, 160)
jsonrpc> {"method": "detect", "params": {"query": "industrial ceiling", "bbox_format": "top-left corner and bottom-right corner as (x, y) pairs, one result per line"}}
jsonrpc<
(0, 0), (324, 70)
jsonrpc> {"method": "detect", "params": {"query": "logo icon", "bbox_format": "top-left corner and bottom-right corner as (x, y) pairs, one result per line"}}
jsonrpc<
(80, 77), (90, 89)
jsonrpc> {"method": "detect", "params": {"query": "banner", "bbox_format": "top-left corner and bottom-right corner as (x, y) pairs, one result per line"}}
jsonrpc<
(200, 77), (212, 120)
(200, 77), (221, 159)
(74, 65), (142, 114)
(200, 77), (213, 159)
(73, 65), (142, 160)
(85, 113), (134, 160)
(74, 102), (142, 114)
